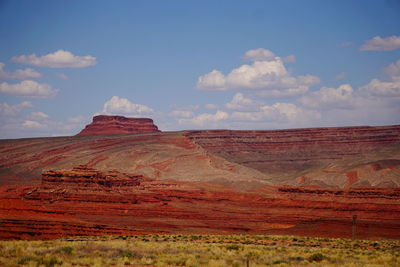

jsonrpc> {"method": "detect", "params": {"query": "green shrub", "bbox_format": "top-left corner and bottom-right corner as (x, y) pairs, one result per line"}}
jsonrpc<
(308, 252), (325, 262)
(226, 244), (240, 251)
(60, 246), (73, 255)
(17, 256), (37, 264)
(289, 256), (304, 262)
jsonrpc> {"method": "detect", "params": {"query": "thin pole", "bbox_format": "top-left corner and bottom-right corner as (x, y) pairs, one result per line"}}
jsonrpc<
(352, 214), (357, 240)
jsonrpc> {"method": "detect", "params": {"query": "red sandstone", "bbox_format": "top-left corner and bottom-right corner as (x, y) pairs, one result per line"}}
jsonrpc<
(0, 165), (399, 240)
(76, 115), (160, 136)
(0, 124), (399, 240)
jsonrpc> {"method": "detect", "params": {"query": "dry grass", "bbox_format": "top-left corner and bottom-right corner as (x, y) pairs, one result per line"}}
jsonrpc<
(0, 234), (399, 266)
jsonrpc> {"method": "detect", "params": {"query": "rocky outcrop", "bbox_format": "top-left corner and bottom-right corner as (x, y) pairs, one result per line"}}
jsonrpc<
(0, 166), (399, 240)
(76, 115), (160, 136)
(42, 165), (147, 187)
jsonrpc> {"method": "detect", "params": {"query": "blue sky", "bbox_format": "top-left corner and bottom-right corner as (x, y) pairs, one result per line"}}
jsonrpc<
(1, 0), (400, 138)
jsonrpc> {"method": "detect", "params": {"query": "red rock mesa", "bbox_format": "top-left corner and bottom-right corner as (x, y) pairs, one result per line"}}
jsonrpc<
(76, 115), (160, 136)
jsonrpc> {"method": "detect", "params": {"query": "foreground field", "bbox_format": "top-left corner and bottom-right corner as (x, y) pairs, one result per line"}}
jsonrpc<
(0, 235), (399, 266)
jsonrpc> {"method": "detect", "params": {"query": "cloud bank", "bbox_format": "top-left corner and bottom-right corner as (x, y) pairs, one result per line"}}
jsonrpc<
(12, 50), (97, 68)
(197, 48), (319, 98)
(0, 80), (58, 98)
(361, 35), (400, 51)
(101, 96), (154, 116)
(0, 63), (41, 80)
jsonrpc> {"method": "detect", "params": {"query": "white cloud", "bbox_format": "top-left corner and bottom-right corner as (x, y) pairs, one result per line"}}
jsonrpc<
(384, 59), (400, 77)
(178, 110), (229, 127)
(12, 50), (97, 68)
(27, 111), (49, 120)
(360, 59), (400, 97)
(360, 78), (400, 97)
(0, 62), (41, 80)
(0, 80), (58, 98)
(0, 101), (32, 116)
(22, 120), (44, 129)
(282, 55), (296, 63)
(67, 115), (87, 123)
(205, 104), (219, 110)
(101, 96), (154, 116)
(56, 73), (68, 80)
(169, 110), (194, 118)
(225, 93), (260, 111)
(197, 70), (226, 90)
(299, 84), (355, 109)
(197, 49), (319, 98)
(360, 35), (400, 51)
(243, 48), (276, 61)
(231, 102), (317, 123)
(293, 60), (400, 127)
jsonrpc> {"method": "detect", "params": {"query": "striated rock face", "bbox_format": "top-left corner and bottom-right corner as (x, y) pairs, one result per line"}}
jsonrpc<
(1, 124), (400, 240)
(76, 115), (160, 136)
(0, 165), (399, 240)
(184, 125), (400, 186)
(42, 165), (148, 187)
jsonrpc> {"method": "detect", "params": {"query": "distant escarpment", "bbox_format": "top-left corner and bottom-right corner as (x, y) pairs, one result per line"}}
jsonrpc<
(76, 115), (160, 136)
(185, 125), (400, 187)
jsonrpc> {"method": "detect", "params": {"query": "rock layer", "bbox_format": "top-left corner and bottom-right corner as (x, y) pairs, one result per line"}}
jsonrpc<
(185, 125), (400, 187)
(1, 124), (400, 240)
(0, 166), (399, 240)
(42, 165), (148, 187)
(76, 115), (160, 136)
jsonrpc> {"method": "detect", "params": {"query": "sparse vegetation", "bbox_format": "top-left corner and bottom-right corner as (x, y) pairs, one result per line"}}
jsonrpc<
(0, 234), (399, 266)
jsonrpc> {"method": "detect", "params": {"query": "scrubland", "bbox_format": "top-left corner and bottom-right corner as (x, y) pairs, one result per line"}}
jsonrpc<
(0, 234), (399, 266)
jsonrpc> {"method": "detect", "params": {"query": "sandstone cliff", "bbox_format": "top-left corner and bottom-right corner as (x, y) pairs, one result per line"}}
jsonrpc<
(1, 124), (400, 240)
(0, 165), (399, 240)
(76, 115), (160, 136)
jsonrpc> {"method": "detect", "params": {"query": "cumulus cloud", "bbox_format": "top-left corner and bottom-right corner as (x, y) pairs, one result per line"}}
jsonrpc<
(178, 110), (229, 127)
(0, 80), (58, 98)
(299, 84), (355, 109)
(27, 111), (49, 120)
(0, 62), (41, 80)
(231, 102), (318, 123)
(360, 78), (400, 97)
(243, 48), (276, 61)
(282, 55), (296, 63)
(169, 110), (194, 118)
(384, 59), (400, 77)
(56, 73), (68, 80)
(67, 115), (87, 123)
(292, 59), (400, 127)
(22, 120), (44, 129)
(0, 101), (32, 116)
(197, 49), (319, 98)
(205, 104), (219, 110)
(101, 96), (154, 116)
(12, 50), (97, 68)
(360, 59), (400, 97)
(360, 35), (400, 51)
(225, 93), (260, 111)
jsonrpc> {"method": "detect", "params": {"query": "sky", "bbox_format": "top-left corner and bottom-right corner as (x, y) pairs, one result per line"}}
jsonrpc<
(0, 0), (400, 138)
